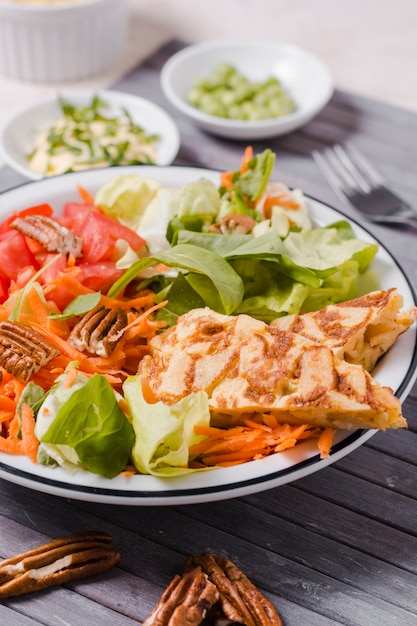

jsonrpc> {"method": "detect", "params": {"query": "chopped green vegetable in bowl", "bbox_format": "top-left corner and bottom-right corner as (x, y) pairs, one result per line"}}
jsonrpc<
(187, 63), (296, 121)
(27, 94), (159, 177)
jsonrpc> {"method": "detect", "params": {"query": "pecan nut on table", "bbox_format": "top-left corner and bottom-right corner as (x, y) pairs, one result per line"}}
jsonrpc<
(0, 531), (121, 598)
(144, 553), (282, 626)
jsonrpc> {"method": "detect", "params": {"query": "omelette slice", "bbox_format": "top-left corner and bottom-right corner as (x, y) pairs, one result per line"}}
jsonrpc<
(138, 308), (407, 431)
(271, 288), (417, 372)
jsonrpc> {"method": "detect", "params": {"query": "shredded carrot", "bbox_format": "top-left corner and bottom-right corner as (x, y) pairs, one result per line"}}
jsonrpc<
(67, 253), (77, 268)
(141, 378), (158, 404)
(0, 434), (23, 455)
(0, 410), (15, 424)
(0, 396), (16, 413)
(118, 398), (130, 417)
(26, 286), (49, 326)
(219, 147), (253, 190)
(220, 171), (234, 188)
(77, 184), (95, 204)
(20, 403), (39, 464)
(240, 146), (253, 173)
(190, 419), (317, 467)
(263, 194), (300, 211)
(117, 300), (167, 339)
(31, 323), (86, 362)
(264, 194), (300, 211)
(118, 465), (138, 477)
(0, 415), (22, 455)
(318, 428), (335, 459)
(61, 365), (79, 390)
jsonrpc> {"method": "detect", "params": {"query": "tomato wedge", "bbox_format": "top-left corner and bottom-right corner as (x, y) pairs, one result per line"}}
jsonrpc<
(0, 203), (54, 234)
(0, 231), (37, 281)
(80, 211), (146, 263)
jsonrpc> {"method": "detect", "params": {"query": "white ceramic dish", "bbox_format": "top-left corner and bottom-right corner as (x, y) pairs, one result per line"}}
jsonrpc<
(0, 0), (127, 83)
(0, 90), (181, 179)
(0, 165), (416, 506)
(160, 39), (334, 140)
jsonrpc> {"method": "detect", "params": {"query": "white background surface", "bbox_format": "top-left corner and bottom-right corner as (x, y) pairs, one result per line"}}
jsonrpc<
(0, 0), (416, 166)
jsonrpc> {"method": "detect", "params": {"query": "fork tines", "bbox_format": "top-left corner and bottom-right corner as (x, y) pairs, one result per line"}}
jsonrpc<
(312, 143), (417, 225)
(313, 144), (382, 196)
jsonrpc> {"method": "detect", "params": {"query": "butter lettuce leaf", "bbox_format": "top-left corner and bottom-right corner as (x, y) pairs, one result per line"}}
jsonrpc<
(124, 376), (211, 476)
(177, 179), (220, 225)
(95, 174), (161, 229)
(36, 372), (134, 478)
(282, 224), (378, 274)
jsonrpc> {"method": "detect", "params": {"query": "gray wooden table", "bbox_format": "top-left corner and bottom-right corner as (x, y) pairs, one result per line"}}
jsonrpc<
(1, 40), (417, 626)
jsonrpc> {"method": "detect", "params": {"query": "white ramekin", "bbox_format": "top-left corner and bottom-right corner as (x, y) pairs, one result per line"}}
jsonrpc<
(0, 0), (128, 83)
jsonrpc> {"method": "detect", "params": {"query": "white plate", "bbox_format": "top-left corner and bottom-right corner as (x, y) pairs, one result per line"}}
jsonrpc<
(0, 90), (180, 180)
(161, 39), (333, 140)
(0, 166), (416, 506)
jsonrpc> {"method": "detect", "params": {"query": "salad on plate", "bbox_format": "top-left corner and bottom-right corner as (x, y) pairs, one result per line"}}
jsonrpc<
(0, 147), (393, 480)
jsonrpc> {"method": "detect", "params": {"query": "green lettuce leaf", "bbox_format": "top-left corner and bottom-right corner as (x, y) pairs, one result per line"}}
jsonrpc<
(177, 179), (220, 225)
(95, 174), (161, 229)
(282, 225), (378, 275)
(156, 244), (244, 314)
(48, 292), (101, 321)
(230, 149), (275, 201)
(36, 372), (134, 478)
(124, 376), (211, 476)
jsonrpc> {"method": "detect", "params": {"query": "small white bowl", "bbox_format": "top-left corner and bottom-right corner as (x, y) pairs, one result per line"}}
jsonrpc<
(0, 90), (181, 179)
(0, 0), (128, 83)
(161, 39), (334, 140)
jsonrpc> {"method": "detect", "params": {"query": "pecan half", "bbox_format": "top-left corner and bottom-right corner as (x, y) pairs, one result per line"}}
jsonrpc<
(68, 304), (128, 357)
(143, 566), (219, 626)
(0, 321), (59, 383)
(0, 531), (121, 598)
(11, 214), (83, 258)
(185, 554), (282, 626)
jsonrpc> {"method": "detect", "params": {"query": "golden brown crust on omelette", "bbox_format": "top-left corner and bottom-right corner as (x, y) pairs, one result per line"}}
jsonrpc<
(271, 288), (417, 371)
(138, 307), (407, 431)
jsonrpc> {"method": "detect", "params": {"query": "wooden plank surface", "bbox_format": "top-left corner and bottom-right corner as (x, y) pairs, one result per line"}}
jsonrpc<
(0, 39), (416, 625)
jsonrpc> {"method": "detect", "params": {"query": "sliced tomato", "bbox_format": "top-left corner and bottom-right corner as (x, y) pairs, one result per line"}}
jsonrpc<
(37, 253), (68, 285)
(77, 262), (124, 292)
(0, 203), (54, 234)
(80, 212), (146, 263)
(0, 231), (38, 282)
(0, 275), (8, 304)
(63, 202), (100, 235)
(14, 266), (37, 289)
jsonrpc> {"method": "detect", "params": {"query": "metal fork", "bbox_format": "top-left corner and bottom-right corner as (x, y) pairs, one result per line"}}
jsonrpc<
(312, 143), (417, 228)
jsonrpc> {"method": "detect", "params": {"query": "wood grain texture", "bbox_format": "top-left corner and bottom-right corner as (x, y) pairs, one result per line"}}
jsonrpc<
(0, 39), (416, 625)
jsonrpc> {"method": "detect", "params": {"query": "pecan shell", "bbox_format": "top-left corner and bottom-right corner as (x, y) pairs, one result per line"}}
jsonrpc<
(185, 554), (282, 626)
(143, 566), (219, 626)
(0, 531), (120, 598)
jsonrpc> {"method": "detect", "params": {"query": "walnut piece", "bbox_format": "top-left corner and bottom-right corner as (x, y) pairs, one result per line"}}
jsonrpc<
(68, 304), (128, 357)
(0, 531), (121, 598)
(143, 566), (219, 626)
(0, 321), (59, 383)
(185, 554), (282, 626)
(11, 214), (83, 258)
